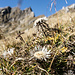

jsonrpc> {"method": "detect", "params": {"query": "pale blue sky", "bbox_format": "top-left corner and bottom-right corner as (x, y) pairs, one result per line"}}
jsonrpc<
(0, 0), (75, 17)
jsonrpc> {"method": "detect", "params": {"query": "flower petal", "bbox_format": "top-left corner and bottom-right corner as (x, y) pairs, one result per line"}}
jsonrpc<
(42, 46), (45, 51)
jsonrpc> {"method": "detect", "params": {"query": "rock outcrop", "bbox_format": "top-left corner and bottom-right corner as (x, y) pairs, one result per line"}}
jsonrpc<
(0, 6), (11, 22)
(0, 6), (35, 35)
(0, 6), (34, 23)
(62, 3), (75, 13)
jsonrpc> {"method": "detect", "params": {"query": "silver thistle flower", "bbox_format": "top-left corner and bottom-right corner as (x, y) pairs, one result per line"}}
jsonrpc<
(2, 48), (15, 58)
(30, 45), (51, 61)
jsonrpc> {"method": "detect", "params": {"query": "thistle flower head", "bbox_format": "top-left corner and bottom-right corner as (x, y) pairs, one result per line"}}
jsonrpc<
(34, 17), (48, 27)
(2, 48), (15, 58)
(30, 45), (51, 61)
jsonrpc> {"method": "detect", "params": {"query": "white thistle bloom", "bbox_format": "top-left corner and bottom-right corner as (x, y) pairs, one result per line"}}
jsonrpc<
(2, 50), (8, 58)
(7, 48), (15, 55)
(34, 17), (48, 27)
(2, 48), (15, 58)
(30, 46), (51, 61)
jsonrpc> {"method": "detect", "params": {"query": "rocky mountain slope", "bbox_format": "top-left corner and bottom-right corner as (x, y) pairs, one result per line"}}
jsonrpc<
(0, 6), (35, 36)
(0, 4), (75, 43)
(0, 4), (75, 37)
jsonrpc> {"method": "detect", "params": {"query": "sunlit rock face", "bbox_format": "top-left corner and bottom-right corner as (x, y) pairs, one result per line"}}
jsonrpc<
(0, 6), (34, 23)
(62, 4), (75, 13)
(0, 6), (35, 35)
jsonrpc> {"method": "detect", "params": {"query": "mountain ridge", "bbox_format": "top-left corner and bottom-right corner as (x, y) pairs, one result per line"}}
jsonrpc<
(0, 4), (75, 39)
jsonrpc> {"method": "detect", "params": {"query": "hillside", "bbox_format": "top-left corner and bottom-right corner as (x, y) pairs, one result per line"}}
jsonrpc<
(0, 4), (75, 75)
